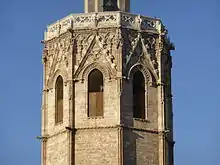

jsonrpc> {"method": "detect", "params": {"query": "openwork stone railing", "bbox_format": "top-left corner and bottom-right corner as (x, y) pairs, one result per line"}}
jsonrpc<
(44, 11), (163, 41)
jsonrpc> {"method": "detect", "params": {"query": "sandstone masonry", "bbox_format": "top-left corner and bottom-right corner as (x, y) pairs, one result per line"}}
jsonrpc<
(40, 1), (175, 165)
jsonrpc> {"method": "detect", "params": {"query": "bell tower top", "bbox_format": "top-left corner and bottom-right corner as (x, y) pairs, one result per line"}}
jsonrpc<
(84, 0), (130, 13)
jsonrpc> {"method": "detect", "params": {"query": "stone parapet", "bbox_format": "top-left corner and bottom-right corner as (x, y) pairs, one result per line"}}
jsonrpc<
(44, 11), (163, 41)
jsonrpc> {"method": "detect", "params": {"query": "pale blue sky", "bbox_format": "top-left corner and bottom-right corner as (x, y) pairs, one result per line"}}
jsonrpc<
(0, 0), (219, 165)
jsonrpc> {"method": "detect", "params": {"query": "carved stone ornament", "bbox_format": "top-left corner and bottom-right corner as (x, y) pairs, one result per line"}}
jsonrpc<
(45, 34), (73, 86)
(45, 12), (160, 41)
(75, 33), (94, 66)
(122, 30), (159, 80)
(122, 29), (140, 68)
(74, 31), (118, 80)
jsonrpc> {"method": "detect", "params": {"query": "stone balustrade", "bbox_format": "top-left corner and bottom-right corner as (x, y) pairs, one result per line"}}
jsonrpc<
(44, 11), (163, 41)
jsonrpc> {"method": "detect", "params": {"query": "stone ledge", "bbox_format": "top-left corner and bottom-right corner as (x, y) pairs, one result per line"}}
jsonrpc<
(44, 11), (163, 41)
(75, 125), (161, 134)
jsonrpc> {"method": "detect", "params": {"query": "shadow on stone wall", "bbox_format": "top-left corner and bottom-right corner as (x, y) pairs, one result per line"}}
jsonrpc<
(123, 129), (144, 165)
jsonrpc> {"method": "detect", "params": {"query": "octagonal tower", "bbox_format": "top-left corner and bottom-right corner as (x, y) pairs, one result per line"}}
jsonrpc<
(40, 1), (175, 165)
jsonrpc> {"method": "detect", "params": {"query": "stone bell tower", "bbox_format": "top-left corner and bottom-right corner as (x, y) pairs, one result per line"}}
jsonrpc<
(40, 0), (175, 165)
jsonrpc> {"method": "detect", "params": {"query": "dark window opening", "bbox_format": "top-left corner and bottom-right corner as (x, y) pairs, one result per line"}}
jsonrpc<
(103, 0), (119, 11)
(88, 69), (104, 117)
(133, 71), (145, 119)
(55, 76), (63, 123)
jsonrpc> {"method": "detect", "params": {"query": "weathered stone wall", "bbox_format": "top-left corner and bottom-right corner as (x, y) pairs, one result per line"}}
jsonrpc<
(74, 79), (120, 128)
(123, 129), (159, 165)
(46, 83), (70, 135)
(46, 132), (69, 165)
(43, 71), (71, 165)
(133, 85), (158, 130)
(121, 76), (159, 165)
(120, 79), (133, 126)
(121, 80), (158, 129)
(75, 128), (119, 165)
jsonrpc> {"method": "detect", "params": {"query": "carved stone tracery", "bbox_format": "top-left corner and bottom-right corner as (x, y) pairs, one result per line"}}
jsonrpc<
(127, 63), (153, 84)
(80, 62), (111, 82)
(73, 30), (119, 80)
(122, 29), (140, 68)
(44, 33), (73, 87)
(43, 26), (161, 88)
(75, 33), (94, 66)
(45, 12), (160, 41)
(121, 30), (159, 80)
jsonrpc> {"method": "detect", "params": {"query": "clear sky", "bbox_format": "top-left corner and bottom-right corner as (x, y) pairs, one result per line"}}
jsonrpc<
(0, 0), (219, 165)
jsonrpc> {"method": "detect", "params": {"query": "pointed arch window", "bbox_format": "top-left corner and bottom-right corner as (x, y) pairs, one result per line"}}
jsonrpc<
(55, 76), (63, 123)
(88, 69), (104, 117)
(133, 71), (145, 119)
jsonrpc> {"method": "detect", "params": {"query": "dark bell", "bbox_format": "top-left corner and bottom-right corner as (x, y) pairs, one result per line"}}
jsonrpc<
(103, 0), (119, 11)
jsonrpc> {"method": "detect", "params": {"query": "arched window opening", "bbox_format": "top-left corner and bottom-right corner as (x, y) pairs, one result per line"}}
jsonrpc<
(55, 76), (63, 123)
(133, 71), (145, 119)
(88, 69), (104, 117)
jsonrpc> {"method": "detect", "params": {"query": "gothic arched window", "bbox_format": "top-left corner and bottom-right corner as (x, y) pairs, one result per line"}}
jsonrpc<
(55, 76), (63, 123)
(88, 69), (104, 117)
(133, 71), (145, 119)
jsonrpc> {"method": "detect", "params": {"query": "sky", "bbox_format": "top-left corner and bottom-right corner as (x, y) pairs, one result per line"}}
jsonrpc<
(0, 0), (219, 165)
